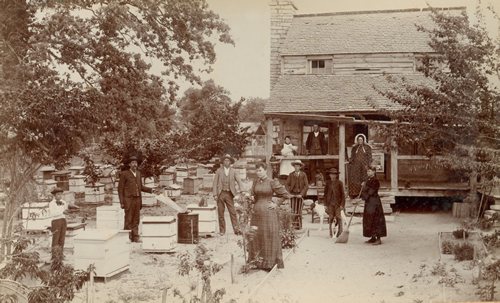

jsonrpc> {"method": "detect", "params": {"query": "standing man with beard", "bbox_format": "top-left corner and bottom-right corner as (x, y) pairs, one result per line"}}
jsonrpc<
(305, 124), (327, 185)
(118, 156), (158, 243)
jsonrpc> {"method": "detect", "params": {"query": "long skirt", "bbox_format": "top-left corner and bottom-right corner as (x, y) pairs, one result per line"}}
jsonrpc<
(248, 200), (284, 269)
(362, 197), (387, 238)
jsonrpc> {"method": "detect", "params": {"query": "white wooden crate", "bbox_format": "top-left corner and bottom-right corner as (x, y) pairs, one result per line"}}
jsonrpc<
(187, 204), (217, 221)
(141, 216), (176, 237)
(142, 236), (176, 252)
(96, 205), (124, 230)
(198, 221), (217, 234)
(74, 229), (130, 277)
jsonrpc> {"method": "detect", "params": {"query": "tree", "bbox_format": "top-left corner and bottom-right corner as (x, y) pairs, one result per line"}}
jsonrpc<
(178, 80), (248, 161)
(0, 0), (233, 260)
(239, 97), (267, 122)
(378, 6), (500, 205)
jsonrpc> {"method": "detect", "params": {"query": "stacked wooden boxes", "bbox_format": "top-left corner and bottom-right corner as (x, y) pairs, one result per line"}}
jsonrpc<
(96, 205), (124, 230)
(40, 166), (56, 180)
(187, 165), (197, 177)
(141, 216), (177, 252)
(52, 170), (71, 191)
(21, 202), (52, 230)
(68, 165), (85, 176)
(159, 172), (175, 187)
(48, 222), (87, 250)
(74, 229), (130, 279)
(196, 164), (211, 177)
(452, 202), (471, 218)
(183, 177), (203, 195)
(176, 166), (188, 184)
(142, 177), (158, 207)
(166, 184), (182, 199)
(84, 183), (105, 204)
(69, 175), (86, 193)
(203, 174), (215, 190)
(187, 204), (217, 235)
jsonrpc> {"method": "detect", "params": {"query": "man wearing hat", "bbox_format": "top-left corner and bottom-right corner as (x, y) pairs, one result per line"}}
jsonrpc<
(212, 154), (243, 236)
(324, 168), (346, 237)
(286, 160), (309, 229)
(49, 187), (77, 260)
(118, 155), (155, 242)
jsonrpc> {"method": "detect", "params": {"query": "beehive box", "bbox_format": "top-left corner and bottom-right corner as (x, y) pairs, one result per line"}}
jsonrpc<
(52, 170), (71, 191)
(96, 205), (124, 230)
(69, 175), (86, 193)
(48, 222), (87, 250)
(176, 167), (188, 184)
(21, 202), (52, 230)
(187, 204), (217, 234)
(85, 183), (105, 204)
(68, 165), (85, 176)
(196, 164), (211, 178)
(203, 174), (215, 189)
(233, 165), (247, 181)
(40, 166), (56, 180)
(183, 177), (202, 195)
(74, 229), (130, 278)
(159, 172), (174, 187)
(166, 184), (182, 198)
(141, 216), (176, 252)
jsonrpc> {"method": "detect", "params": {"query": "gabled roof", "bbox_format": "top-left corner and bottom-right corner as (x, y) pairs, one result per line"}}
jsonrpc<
(265, 74), (429, 114)
(281, 7), (465, 56)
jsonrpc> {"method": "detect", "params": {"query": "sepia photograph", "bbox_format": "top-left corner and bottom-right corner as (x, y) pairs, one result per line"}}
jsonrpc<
(0, 0), (499, 302)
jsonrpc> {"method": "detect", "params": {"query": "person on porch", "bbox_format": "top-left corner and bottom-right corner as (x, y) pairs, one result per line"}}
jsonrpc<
(348, 133), (372, 198)
(305, 124), (327, 185)
(286, 160), (309, 229)
(279, 135), (298, 177)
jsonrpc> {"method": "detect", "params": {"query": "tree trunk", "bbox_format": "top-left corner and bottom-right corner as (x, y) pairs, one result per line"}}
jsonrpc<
(469, 172), (479, 218)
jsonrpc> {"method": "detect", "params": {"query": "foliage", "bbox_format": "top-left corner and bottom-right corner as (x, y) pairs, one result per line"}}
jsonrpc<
(174, 244), (225, 303)
(452, 229), (470, 239)
(476, 259), (500, 301)
(0, 235), (92, 303)
(377, 6), (500, 178)
(238, 97), (267, 122)
(441, 240), (455, 254)
(178, 80), (249, 161)
(430, 262), (465, 287)
(482, 230), (500, 249)
(278, 208), (297, 249)
(81, 152), (101, 186)
(234, 192), (256, 273)
(453, 242), (475, 261)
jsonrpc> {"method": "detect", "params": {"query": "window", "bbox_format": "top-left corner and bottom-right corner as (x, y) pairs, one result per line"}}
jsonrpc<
(309, 59), (332, 74)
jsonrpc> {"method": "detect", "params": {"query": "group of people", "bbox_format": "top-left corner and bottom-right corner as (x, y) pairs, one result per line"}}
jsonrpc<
(47, 138), (385, 271)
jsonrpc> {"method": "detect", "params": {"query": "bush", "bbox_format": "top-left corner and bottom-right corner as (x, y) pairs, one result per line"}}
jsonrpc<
(278, 209), (297, 249)
(482, 230), (500, 249)
(452, 229), (469, 239)
(441, 240), (456, 254)
(453, 242), (474, 261)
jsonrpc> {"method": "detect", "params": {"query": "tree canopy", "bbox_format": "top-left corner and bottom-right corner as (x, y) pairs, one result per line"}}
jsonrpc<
(178, 80), (248, 161)
(379, 7), (500, 179)
(239, 97), (267, 122)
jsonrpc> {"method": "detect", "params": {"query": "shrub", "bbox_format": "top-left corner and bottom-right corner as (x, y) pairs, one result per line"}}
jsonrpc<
(481, 230), (500, 249)
(278, 208), (297, 249)
(453, 242), (474, 261)
(452, 229), (469, 239)
(441, 240), (456, 254)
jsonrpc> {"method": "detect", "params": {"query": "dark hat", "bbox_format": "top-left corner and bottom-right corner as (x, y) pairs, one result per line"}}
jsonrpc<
(51, 187), (64, 195)
(221, 154), (235, 163)
(124, 155), (139, 164)
(291, 159), (305, 167)
(327, 168), (339, 174)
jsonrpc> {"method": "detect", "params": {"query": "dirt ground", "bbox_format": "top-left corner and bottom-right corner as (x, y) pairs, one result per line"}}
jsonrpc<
(7, 193), (498, 303)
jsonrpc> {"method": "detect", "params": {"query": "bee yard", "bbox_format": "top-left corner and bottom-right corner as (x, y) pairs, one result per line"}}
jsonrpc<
(159, 172), (174, 187)
(85, 183), (105, 204)
(74, 229), (130, 279)
(141, 216), (177, 252)
(166, 184), (182, 199)
(176, 167), (188, 184)
(186, 204), (217, 235)
(96, 205), (124, 230)
(183, 177), (202, 195)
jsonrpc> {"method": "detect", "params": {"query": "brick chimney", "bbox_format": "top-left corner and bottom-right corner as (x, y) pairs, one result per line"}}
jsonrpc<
(270, 0), (297, 89)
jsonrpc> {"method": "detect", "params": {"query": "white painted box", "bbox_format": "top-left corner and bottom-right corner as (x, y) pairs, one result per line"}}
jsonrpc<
(85, 183), (105, 195)
(69, 175), (86, 193)
(141, 216), (176, 237)
(159, 173), (174, 187)
(198, 221), (217, 234)
(142, 236), (176, 251)
(96, 205), (124, 230)
(74, 229), (130, 277)
(22, 217), (52, 231)
(202, 174), (215, 189)
(85, 193), (105, 204)
(187, 204), (217, 234)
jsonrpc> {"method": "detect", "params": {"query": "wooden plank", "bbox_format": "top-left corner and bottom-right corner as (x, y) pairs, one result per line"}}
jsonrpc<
(275, 155), (339, 160)
(333, 53), (414, 60)
(391, 143), (398, 192)
(265, 118), (274, 178)
(333, 62), (414, 69)
(338, 122), (346, 184)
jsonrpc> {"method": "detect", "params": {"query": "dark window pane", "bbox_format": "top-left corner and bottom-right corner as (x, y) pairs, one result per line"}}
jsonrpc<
(312, 60), (318, 68)
(319, 60), (325, 68)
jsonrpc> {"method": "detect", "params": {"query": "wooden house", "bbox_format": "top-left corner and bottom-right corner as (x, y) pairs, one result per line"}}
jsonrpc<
(265, 1), (469, 200)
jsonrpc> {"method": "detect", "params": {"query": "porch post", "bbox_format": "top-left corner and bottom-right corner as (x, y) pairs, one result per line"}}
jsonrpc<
(390, 140), (398, 192)
(338, 122), (346, 185)
(265, 117), (274, 178)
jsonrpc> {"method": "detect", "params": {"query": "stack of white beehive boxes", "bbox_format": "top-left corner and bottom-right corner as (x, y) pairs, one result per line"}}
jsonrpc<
(96, 205), (124, 230)
(141, 216), (177, 252)
(74, 229), (130, 279)
(176, 166), (188, 184)
(187, 204), (217, 235)
(84, 183), (105, 204)
(21, 201), (52, 231)
(141, 177), (158, 207)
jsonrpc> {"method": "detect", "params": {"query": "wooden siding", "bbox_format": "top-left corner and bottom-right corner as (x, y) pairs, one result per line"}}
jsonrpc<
(282, 53), (416, 75)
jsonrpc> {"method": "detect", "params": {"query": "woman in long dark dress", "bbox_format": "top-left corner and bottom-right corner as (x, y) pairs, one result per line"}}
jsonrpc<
(361, 166), (387, 245)
(348, 134), (372, 198)
(248, 162), (292, 270)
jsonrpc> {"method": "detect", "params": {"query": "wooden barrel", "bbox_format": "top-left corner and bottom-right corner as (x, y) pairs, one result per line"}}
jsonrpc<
(177, 213), (199, 244)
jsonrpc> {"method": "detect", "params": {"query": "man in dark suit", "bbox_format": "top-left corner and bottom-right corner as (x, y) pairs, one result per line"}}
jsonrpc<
(286, 160), (309, 229)
(118, 156), (155, 242)
(212, 154), (243, 236)
(305, 124), (327, 185)
(324, 168), (346, 237)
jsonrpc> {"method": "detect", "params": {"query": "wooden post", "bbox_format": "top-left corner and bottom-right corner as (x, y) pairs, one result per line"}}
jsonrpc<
(265, 118), (274, 178)
(390, 140), (398, 192)
(230, 253), (235, 284)
(338, 122), (346, 185)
